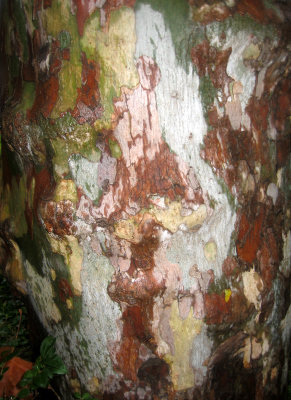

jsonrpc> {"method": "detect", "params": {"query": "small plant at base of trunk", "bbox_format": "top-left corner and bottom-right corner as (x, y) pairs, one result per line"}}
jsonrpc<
(17, 336), (67, 399)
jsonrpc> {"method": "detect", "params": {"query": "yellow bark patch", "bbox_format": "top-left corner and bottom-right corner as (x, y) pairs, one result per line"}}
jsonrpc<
(87, 377), (100, 394)
(204, 240), (217, 262)
(243, 43), (260, 60)
(114, 202), (207, 241)
(152, 202), (207, 233)
(224, 288), (232, 303)
(66, 298), (73, 309)
(50, 269), (56, 281)
(54, 179), (78, 203)
(114, 218), (141, 243)
(167, 301), (202, 390)
(43, 0), (82, 117)
(49, 235), (83, 296)
(81, 8), (139, 128)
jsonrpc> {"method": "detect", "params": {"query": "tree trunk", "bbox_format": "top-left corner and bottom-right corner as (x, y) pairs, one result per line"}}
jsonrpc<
(0, 1), (290, 399)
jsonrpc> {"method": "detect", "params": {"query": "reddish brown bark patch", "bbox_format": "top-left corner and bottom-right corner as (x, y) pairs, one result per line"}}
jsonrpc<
(202, 114), (275, 200)
(222, 256), (239, 277)
(209, 48), (232, 89)
(108, 219), (165, 381)
(246, 95), (269, 136)
(258, 229), (280, 289)
(72, 0), (93, 37)
(204, 292), (231, 324)
(115, 336), (140, 381)
(237, 0), (268, 23)
(236, 207), (264, 264)
(122, 306), (147, 341)
(33, 167), (56, 211)
(58, 277), (74, 302)
(108, 141), (202, 220)
(227, 291), (251, 324)
(131, 236), (159, 271)
(191, 40), (210, 77)
(272, 79), (291, 133)
(113, 304), (155, 381)
(27, 75), (58, 120)
(22, 62), (35, 81)
(108, 237), (161, 324)
(201, 123), (237, 191)
(28, 38), (62, 120)
(73, 0), (136, 36)
(108, 268), (163, 305)
(40, 200), (76, 236)
(191, 42), (231, 90)
(72, 52), (103, 125)
(62, 48), (70, 61)
(132, 145), (187, 205)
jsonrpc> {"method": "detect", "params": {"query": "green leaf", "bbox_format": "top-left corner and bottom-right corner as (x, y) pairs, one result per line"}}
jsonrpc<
(18, 388), (31, 398)
(45, 368), (54, 380)
(40, 336), (56, 358)
(45, 355), (67, 374)
(33, 369), (50, 388)
(46, 362), (68, 375)
(22, 368), (36, 380)
(82, 393), (93, 400)
(74, 393), (82, 399)
(19, 367), (36, 387)
(19, 378), (32, 388)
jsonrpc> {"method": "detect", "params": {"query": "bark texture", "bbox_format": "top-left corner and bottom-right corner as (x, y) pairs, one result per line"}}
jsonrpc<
(0, 1), (290, 399)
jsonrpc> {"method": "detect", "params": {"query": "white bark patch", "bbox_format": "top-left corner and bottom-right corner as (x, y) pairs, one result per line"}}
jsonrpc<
(191, 325), (213, 384)
(242, 268), (263, 310)
(69, 154), (100, 201)
(206, 26), (256, 113)
(266, 183), (278, 205)
(166, 203), (234, 286)
(135, 4), (236, 283)
(56, 241), (121, 387)
(25, 261), (62, 327)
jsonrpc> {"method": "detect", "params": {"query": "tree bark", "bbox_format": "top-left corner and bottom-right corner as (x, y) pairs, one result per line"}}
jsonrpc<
(0, 1), (290, 399)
